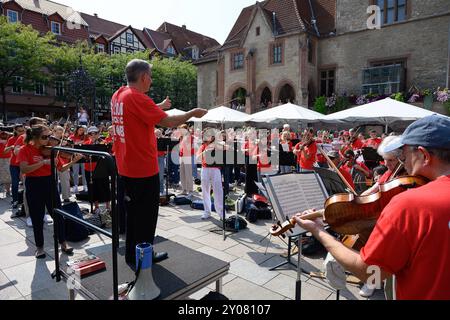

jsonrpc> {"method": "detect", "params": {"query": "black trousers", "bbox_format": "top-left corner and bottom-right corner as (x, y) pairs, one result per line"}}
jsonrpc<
(122, 174), (160, 265)
(25, 176), (65, 248)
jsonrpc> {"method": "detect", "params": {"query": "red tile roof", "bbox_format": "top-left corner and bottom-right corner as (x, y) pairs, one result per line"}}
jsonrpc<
(80, 12), (125, 38)
(157, 22), (220, 55)
(144, 28), (175, 53)
(223, 0), (336, 49)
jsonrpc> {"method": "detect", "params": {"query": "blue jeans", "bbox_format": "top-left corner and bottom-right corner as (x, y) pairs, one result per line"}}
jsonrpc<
(168, 154), (180, 185)
(158, 156), (166, 194)
(280, 165), (292, 174)
(10, 165), (20, 203)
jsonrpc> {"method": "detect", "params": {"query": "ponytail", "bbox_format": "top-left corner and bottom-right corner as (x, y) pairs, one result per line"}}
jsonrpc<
(25, 124), (48, 144)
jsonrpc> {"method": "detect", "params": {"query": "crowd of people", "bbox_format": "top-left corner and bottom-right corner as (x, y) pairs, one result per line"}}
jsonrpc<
(1, 58), (448, 301)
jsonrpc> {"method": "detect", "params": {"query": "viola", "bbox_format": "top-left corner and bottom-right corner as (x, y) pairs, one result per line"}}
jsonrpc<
(270, 175), (429, 238)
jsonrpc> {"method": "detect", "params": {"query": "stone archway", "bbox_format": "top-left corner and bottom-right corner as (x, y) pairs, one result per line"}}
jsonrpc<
(260, 87), (272, 109)
(230, 88), (247, 110)
(278, 83), (296, 104)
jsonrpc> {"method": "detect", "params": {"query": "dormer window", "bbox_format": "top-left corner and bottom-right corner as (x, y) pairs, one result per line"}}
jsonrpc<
(96, 44), (105, 53)
(126, 33), (134, 43)
(166, 46), (175, 55)
(7, 10), (18, 23)
(192, 47), (199, 60)
(51, 21), (61, 35)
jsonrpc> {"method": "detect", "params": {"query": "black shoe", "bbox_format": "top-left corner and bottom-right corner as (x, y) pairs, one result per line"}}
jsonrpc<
(152, 251), (168, 263)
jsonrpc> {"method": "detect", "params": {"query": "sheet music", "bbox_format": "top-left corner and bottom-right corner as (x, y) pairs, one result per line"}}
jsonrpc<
(267, 174), (326, 219)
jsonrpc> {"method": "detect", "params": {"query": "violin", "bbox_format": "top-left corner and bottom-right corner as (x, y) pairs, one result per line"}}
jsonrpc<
(270, 175), (429, 238)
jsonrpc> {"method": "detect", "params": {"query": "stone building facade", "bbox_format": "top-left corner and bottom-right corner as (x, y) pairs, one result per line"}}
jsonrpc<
(196, 0), (450, 114)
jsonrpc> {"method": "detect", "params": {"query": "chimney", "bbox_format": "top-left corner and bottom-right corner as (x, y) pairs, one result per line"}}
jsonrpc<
(182, 24), (186, 29)
(94, 13), (98, 18)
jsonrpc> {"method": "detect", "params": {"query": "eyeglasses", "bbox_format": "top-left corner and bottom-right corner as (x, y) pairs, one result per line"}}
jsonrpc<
(89, 132), (98, 135)
(40, 135), (50, 140)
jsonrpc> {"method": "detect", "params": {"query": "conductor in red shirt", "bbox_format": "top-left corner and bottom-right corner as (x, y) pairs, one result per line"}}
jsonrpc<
(294, 114), (450, 300)
(111, 59), (207, 266)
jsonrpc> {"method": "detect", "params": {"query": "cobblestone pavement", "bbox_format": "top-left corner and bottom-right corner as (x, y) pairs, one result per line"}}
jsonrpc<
(0, 188), (385, 301)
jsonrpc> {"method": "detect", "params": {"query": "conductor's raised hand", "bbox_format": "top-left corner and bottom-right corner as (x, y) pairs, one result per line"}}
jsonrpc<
(293, 209), (325, 234)
(190, 108), (208, 119)
(159, 96), (172, 110)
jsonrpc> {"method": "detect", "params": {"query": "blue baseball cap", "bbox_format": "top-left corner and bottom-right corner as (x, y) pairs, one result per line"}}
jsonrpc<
(384, 114), (450, 153)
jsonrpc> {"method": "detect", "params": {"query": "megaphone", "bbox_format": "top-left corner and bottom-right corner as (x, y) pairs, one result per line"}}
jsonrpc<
(128, 243), (161, 300)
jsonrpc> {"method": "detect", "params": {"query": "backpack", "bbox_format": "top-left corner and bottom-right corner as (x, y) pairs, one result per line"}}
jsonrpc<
(63, 202), (89, 242)
(174, 196), (192, 206)
(224, 215), (248, 231)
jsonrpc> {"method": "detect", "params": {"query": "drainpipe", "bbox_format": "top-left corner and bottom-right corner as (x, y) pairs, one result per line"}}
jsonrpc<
(447, 22), (450, 88)
(307, 0), (320, 37)
(272, 12), (278, 36)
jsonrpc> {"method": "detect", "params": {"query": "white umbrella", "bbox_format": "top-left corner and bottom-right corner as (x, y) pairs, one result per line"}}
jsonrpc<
(190, 106), (250, 123)
(166, 108), (187, 116)
(324, 98), (438, 124)
(248, 103), (326, 123)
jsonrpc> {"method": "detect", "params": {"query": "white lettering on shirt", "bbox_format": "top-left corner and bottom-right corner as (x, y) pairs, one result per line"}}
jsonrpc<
(111, 100), (125, 144)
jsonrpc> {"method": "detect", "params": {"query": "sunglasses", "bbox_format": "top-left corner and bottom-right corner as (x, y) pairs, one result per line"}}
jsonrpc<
(40, 135), (50, 140)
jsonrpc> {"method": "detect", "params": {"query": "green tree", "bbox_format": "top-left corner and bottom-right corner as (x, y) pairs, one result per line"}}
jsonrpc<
(0, 17), (55, 121)
(314, 96), (327, 115)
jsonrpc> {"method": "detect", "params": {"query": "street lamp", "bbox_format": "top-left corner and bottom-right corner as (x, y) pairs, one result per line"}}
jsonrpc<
(67, 56), (96, 124)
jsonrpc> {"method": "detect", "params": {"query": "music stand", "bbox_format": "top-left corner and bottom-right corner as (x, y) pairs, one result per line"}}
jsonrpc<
(361, 147), (383, 171)
(263, 172), (328, 269)
(157, 138), (179, 203)
(74, 144), (111, 214)
(206, 146), (240, 241)
(313, 167), (348, 195)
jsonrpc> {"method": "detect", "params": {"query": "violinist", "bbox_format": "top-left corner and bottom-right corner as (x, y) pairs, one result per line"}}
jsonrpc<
(17, 124), (73, 259)
(326, 151), (355, 190)
(294, 114), (450, 300)
(5, 124), (25, 209)
(364, 130), (383, 150)
(293, 128), (317, 171)
(14, 117), (47, 228)
(349, 128), (364, 150)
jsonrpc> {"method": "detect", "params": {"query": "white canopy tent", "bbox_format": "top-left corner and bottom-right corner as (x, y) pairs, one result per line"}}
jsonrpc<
(248, 103), (326, 124)
(189, 106), (251, 123)
(324, 98), (438, 131)
(165, 108), (187, 116)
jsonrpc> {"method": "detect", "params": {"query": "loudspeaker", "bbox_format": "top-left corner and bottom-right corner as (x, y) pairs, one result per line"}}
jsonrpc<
(128, 243), (161, 300)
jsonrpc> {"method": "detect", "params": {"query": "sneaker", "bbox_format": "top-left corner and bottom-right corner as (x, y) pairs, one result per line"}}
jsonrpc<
(201, 212), (211, 220)
(44, 214), (53, 224)
(26, 217), (33, 228)
(83, 186), (88, 193)
(72, 186), (79, 194)
(359, 284), (375, 298)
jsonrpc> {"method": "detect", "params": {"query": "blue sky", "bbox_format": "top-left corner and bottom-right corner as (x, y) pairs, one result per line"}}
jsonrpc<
(58, 0), (257, 44)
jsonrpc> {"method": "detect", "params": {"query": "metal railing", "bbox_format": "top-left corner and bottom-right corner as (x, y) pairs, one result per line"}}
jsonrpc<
(50, 146), (120, 300)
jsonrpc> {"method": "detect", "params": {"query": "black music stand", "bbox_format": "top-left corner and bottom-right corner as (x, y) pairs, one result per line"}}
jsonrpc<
(157, 138), (178, 203)
(263, 172), (328, 271)
(361, 147), (383, 171)
(74, 144), (111, 214)
(206, 147), (239, 241)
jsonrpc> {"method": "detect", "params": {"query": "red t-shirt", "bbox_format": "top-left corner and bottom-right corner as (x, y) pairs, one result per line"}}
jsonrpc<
(111, 86), (167, 178)
(0, 139), (11, 159)
(295, 141), (317, 170)
(364, 138), (382, 149)
(12, 134), (25, 166)
(83, 139), (97, 172)
(6, 136), (19, 165)
(339, 167), (355, 190)
(17, 144), (50, 177)
(341, 161), (371, 178)
(69, 134), (88, 145)
(56, 155), (70, 172)
(377, 170), (393, 185)
(351, 138), (364, 150)
(198, 143), (219, 169)
(361, 175), (450, 300)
